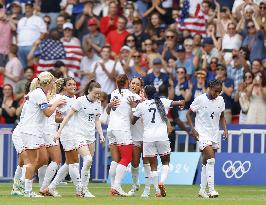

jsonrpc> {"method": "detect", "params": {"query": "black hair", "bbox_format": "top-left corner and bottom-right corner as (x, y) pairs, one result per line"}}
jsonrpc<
(116, 74), (129, 95)
(84, 80), (101, 95)
(24, 66), (34, 73)
(243, 70), (254, 81)
(208, 79), (223, 88)
(54, 60), (65, 68)
(144, 85), (168, 124)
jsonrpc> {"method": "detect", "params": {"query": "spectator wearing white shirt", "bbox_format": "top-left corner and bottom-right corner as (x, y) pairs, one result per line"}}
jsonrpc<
(17, 1), (47, 68)
(90, 46), (124, 95)
(3, 44), (23, 88)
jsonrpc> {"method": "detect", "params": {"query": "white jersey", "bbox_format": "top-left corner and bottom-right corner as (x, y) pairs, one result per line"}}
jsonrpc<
(134, 98), (172, 142)
(44, 94), (62, 135)
(108, 89), (140, 132)
(131, 94), (144, 142)
(65, 96), (101, 140)
(190, 93), (225, 143)
(58, 95), (77, 139)
(19, 88), (48, 136)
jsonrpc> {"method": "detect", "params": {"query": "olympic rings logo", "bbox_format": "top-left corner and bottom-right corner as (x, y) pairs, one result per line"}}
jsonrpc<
(222, 160), (251, 179)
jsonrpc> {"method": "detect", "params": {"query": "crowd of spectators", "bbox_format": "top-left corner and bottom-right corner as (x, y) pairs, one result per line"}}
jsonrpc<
(0, 0), (265, 125)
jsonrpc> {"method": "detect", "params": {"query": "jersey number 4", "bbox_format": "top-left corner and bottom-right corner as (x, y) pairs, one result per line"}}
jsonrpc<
(148, 108), (156, 123)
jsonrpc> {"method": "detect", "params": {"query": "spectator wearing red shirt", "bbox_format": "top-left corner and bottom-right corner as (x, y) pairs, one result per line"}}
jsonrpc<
(100, 1), (118, 37)
(106, 16), (129, 56)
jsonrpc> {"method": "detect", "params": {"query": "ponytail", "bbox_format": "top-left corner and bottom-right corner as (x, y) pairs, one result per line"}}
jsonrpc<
(116, 74), (128, 95)
(144, 85), (167, 124)
(84, 80), (101, 95)
(30, 78), (40, 92)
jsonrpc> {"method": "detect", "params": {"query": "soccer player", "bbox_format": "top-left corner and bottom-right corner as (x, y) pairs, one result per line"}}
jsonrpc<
(54, 80), (105, 197)
(39, 77), (77, 195)
(107, 74), (139, 196)
(131, 85), (185, 197)
(186, 79), (228, 198)
(42, 77), (77, 197)
(12, 72), (66, 197)
(127, 77), (151, 197)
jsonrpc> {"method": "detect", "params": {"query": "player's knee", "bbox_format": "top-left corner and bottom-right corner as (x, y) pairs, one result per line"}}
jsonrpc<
(207, 158), (215, 165)
(83, 155), (93, 169)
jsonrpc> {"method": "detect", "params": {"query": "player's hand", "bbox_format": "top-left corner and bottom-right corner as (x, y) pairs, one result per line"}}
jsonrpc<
(55, 98), (67, 107)
(223, 129), (229, 140)
(127, 96), (138, 108)
(190, 128), (199, 141)
(100, 136), (105, 144)
(109, 98), (120, 109)
(177, 100), (185, 110)
(54, 131), (61, 142)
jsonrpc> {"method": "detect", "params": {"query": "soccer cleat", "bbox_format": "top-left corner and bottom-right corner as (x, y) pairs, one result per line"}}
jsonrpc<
(127, 184), (140, 196)
(209, 190), (219, 198)
(155, 192), (162, 197)
(82, 188), (95, 198)
(141, 189), (150, 198)
(158, 183), (166, 197)
(11, 189), (24, 196)
(110, 188), (119, 196)
(76, 192), (84, 198)
(198, 189), (209, 199)
(42, 187), (61, 197)
(112, 185), (128, 197)
(12, 179), (24, 193)
(24, 191), (44, 198)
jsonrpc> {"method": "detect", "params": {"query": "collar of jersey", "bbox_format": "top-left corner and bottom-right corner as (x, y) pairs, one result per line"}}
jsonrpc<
(86, 95), (93, 103)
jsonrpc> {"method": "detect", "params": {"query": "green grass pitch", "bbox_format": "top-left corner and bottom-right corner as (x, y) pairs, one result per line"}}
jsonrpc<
(1, 183), (266, 205)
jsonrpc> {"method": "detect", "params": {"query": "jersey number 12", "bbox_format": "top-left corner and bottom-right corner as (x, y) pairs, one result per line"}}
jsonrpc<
(148, 108), (156, 123)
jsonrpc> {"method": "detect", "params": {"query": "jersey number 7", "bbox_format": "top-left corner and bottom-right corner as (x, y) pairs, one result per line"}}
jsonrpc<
(148, 108), (156, 123)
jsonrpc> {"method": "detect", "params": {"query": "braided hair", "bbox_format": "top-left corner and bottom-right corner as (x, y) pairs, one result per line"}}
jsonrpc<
(144, 85), (168, 124)
(208, 79), (223, 88)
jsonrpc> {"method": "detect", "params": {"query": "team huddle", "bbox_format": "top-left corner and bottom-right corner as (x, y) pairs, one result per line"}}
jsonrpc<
(10, 71), (228, 199)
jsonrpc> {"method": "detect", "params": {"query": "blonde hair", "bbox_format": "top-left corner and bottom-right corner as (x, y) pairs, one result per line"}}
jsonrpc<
(29, 71), (56, 100)
(55, 78), (65, 94)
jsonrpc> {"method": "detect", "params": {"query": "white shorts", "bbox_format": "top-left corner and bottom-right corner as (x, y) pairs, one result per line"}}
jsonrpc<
(199, 140), (220, 151)
(20, 132), (45, 150)
(143, 141), (171, 157)
(133, 141), (142, 147)
(12, 133), (25, 154)
(107, 130), (132, 145)
(61, 136), (95, 151)
(43, 133), (59, 147)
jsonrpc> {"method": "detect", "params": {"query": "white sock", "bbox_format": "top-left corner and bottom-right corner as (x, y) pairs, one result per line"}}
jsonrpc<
(41, 161), (59, 190)
(24, 179), (33, 193)
(49, 163), (69, 189)
(114, 164), (127, 187)
(151, 171), (159, 192)
(38, 165), (47, 187)
(200, 164), (207, 191)
(69, 163), (82, 193)
(109, 161), (118, 187)
(160, 165), (169, 184)
(131, 166), (139, 186)
(81, 155), (93, 189)
(206, 158), (215, 192)
(14, 165), (23, 181)
(20, 165), (26, 182)
(143, 164), (151, 190)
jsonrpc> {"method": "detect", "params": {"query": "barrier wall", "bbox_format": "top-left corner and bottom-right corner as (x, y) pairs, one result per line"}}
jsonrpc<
(1, 124), (266, 185)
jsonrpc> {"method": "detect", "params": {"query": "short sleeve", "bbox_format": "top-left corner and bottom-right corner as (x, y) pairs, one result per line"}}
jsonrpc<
(134, 103), (143, 118)
(190, 95), (202, 112)
(31, 89), (48, 109)
(96, 101), (102, 117)
(161, 98), (173, 111)
(71, 97), (82, 112)
(221, 97), (225, 112)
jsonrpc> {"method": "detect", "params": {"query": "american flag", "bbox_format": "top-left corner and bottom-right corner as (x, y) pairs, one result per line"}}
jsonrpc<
(176, 2), (206, 36)
(37, 39), (66, 73)
(61, 39), (83, 82)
